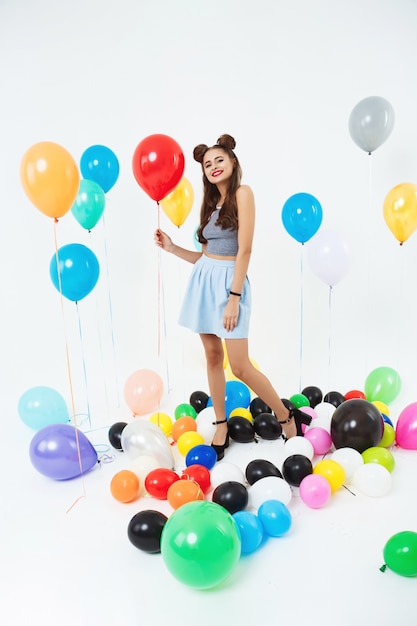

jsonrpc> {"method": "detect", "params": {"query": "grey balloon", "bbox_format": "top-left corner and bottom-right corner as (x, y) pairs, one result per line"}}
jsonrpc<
(348, 96), (395, 154)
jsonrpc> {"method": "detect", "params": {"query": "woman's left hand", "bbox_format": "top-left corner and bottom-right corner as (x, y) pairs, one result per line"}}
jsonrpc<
(223, 299), (240, 332)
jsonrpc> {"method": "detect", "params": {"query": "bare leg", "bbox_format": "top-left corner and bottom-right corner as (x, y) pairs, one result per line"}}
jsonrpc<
(199, 334), (229, 445)
(225, 338), (297, 439)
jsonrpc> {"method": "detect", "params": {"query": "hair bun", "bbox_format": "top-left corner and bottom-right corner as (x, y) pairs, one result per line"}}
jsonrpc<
(217, 134), (236, 150)
(193, 144), (209, 163)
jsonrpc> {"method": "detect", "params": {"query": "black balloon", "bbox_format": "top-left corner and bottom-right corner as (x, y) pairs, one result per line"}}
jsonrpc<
(331, 399), (384, 453)
(254, 413), (282, 440)
(228, 416), (255, 443)
(127, 510), (168, 553)
(323, 391), (345, 408)
(282, 454), (313, 487)
(212, 481), (249, 514)
(189, 390), (209, 413)
(108, 422), (128, 450)
(302, 386), (323, 408)
(245, 459), (282, 485)
(249, 397), (272, 418)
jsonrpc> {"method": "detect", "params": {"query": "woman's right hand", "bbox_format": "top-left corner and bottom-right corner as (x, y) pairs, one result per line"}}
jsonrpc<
(154, 228), (174, 252)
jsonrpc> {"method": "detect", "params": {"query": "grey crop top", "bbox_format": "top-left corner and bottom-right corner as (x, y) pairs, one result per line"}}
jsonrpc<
(202, 208), (238, 256)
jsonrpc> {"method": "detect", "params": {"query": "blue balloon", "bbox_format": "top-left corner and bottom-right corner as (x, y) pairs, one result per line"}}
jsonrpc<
(382, 413), (394, 428)
(18, 386), (70, 430)
(50, 243), (99, 302)
(225, 380), (251, 417)
(185, 444), (217, 470)
(29, 424), (98, 480)
(282, 192), (323, 244)
(80, 145), (120, 193)
(233, 510), (264, 555)
(258, 499), (292, 537)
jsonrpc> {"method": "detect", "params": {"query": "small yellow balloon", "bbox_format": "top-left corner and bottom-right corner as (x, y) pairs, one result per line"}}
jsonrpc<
(383, 183), (417, 245)
(229, 407), (253, 422)
(149, 411), (173, 437)
(372, 400), (390, 416)
(177, 431), (204, 456)
(160, 176), (194, 227)
(313, 459), (345, 492)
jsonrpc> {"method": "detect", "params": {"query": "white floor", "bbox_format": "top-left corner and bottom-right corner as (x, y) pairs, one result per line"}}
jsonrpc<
(4, 383), (417, 626)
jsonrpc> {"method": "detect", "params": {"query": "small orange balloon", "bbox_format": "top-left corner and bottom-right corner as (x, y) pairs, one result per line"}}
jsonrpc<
(167, 479), (204, 509)
(110, 469), (140, 503)
(172, 416), (197, 442)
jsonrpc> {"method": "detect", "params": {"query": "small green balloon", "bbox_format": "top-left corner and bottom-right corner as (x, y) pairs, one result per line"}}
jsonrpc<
(362, 446), (395, 473)
(174, 402), (197, 420)
(364, 367), (401, 404)
(71, 179), (106, 230)
(289, 393), (310, 408)
(161, 501), (241, 589)
(383, 531), (417, 577)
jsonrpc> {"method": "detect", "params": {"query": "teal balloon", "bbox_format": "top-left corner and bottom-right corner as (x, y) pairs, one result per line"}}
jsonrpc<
(233, 510), (264, 554)
(161, 501), (241, 589)
(71, 179), (106, 230)
(365, 367), (401, 404)
(18, 386), (70, 430)
(50, 243), (100, 302)
(282, 192), (323, 244)
(383, 531), (417, 577)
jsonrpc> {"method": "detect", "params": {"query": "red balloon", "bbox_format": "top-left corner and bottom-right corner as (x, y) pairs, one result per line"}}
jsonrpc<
(182, 464), (211, 494)
(132, 134), (185, 202)
(145, 468), (180, 499)
(344, 389), (366, 400)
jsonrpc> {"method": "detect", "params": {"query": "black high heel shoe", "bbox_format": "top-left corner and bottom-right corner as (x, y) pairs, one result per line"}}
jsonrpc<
(211, 418), (230, 461)
(279, 407), (312, 439)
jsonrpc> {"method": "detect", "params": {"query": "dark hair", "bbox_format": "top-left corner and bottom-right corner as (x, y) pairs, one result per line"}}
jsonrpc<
(194, 134), (242, 243)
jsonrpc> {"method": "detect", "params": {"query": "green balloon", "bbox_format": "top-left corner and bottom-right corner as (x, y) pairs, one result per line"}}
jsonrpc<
(161, 501), (241, 589)
(71, 179), (106, 231)
(383, 531), (417, 577)
(174, 402), (197, 420)
(362, 446), (395, 473)
(289, 393), (310, 408)
(364, 367), (401, 404)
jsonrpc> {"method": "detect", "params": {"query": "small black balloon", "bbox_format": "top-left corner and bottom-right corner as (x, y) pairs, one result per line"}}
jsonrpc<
(127, 510), (168, 553)
(249, 397), (272, 418)
(189, 390), (209, 414)
(331, 399), (384, 453)
(282, 454), (313, 487)
(212, 481), (249, 514)
(246, 459), (283, 485)
(228, 416), (255, 443)
(302, 386), (323, 408)
(324, 391), (345, 408)
(254, 413), (282, 440)
(108, 422), (128, 450)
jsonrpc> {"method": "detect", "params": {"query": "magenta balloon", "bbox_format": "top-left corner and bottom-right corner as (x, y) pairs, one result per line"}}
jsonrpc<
(29, 424), (98, 480)
(396, 403), (417, 450)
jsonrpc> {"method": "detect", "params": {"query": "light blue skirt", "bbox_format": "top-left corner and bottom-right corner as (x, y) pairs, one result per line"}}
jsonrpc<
(178, 255), (251, 338)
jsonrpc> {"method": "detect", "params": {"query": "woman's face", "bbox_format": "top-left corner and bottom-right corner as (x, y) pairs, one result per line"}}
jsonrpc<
(203, 148), (235, 185)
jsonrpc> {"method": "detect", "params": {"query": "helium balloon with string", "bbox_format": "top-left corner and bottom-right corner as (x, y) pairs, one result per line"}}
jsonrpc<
(80, 144), (120, 193)
(20, 141), (80, 220)
(132, 134), (185, 202)
(282, 192), (323, 244)
(18, 386), (70, 430)
(307, 229), (352, 287)
(50, 243), (100, 302)
(348, 96), (395, 154)
(123, 369), (164, 416)
(160, 177), (194, 227)
(383, 183), (417, 245)
(71, 179), (106, 230)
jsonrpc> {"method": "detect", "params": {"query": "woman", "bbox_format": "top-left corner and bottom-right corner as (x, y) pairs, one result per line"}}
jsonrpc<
(154, 134), (310, 460)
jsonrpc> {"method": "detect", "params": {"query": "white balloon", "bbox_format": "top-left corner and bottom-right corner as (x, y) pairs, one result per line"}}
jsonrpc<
(282, 436), (314, 461)
(210, 462), (246, 488)
(331, 447), (364, 482)
(195, 406), (217, 444)
(314, 402), (336, 420)
(121, 419), (175, 468)
(352, 463), (392, 497)
(307, 416), (332, 433)
(248, 476), (292, 510)
(307, 230), (351, 287)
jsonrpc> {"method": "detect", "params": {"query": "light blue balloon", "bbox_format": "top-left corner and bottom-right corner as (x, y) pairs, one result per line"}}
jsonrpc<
(282, 192), (323, 244)
(233, 510), (264, 555)
(18, 386), (70, 430)
(225, 380), (251, 417)
(50, 243), (100, 302)
(80, 144), (120, 193)
(258, 499), (292, 537)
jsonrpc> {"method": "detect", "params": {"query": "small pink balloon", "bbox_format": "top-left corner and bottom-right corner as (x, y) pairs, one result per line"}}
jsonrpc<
(299, 474), (331, 509)
(304, 427), (333, 455)
(124, 369), (164, 416)
(396, 402), (417, 450)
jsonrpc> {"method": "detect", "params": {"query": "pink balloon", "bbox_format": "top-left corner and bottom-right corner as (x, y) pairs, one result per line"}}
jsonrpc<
(396, 402), (417, 449)
(299, 474), (331, 509)
(124, 369), (164, 416)
(304, 427), (332, 455)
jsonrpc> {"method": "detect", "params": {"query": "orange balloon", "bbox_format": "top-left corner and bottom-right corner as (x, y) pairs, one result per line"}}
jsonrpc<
(383, 183), (417, 244)
(20, 141), (80, 219)
(110, 470), (140, 503)
(167, 479), (204, 509)
(171, 416), (197, 442)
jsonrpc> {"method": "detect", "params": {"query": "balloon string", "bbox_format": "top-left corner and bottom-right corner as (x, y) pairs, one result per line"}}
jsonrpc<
(299, 244), (305, 392)
(76, 302), (92, 430)
(157, 201), (161, 358)
(53, 220), (86, 508)
(327, 285), (333, 392)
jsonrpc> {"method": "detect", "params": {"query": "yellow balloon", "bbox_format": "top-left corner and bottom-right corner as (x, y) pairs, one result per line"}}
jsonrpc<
(177, 431), (204, 456)
(20, 141), (80, 219)
(313, 459), (345, 492)
(149, 411), (173, 437)
(160, 176), (194, 227)
(372, 400), (390, 416)
(222, 340), (229, 369)
(383, 183), (417, 244)
(229, 407), (253, 422)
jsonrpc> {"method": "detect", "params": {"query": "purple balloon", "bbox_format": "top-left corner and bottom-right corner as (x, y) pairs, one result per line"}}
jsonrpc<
(29, 424), (98, 480)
